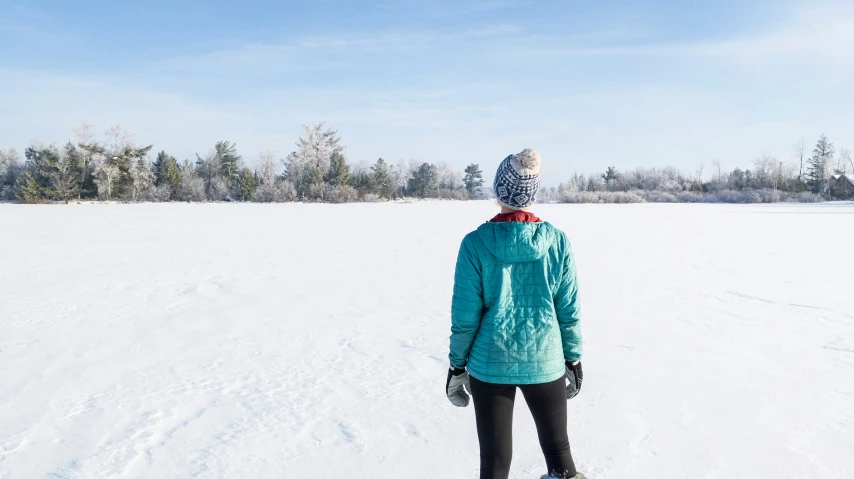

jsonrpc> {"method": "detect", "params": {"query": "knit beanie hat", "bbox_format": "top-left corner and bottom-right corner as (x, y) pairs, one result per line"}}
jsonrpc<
(493, 148), (541, 210)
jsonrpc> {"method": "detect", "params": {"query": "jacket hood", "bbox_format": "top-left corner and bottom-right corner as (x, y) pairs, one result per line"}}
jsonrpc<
(476, 222), (553, 264)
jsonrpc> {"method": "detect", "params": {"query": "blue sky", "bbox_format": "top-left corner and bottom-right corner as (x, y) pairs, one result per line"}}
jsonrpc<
(1, 0), (852, 183)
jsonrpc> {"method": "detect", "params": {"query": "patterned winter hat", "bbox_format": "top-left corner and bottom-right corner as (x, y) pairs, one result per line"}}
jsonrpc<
(493, 148), (541, 210)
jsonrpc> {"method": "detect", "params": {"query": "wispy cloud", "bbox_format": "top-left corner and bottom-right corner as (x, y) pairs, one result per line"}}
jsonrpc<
(292, 24), (521, 49)
(516, 13), (854, 62)
(152, 24), (522, 80)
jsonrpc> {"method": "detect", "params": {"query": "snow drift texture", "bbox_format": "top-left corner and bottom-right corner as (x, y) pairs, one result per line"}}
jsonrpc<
(1, 202), (853, 478)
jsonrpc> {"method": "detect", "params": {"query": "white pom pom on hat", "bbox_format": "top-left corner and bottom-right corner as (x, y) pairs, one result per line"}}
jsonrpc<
(511, 148), (541, 175)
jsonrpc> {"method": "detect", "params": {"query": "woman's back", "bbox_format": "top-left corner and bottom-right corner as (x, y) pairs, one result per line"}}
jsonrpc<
(449, 219), (582, 385)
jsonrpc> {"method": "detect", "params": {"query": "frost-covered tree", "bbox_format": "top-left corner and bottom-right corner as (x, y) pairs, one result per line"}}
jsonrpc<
(195, 149), (221, 200)
(808, 134), (834, 193)
(178, 159), (206, 202)
(51, 149), (81, 203)
(437, 162), (461, 197)
(792, 140), (806, 187)
(0, 148), (22, 201)
(392, 159), (415, 198)
(602, 166), (620, 182)
(349, 160), (373, 196)
(128, 159), (155, 201)
(285, 122), (342, 198)
(17, 143), (59, 201)
(257, 151), (292, 202)
(72, 120), (98, 198)
(835, 147), (851, 175)
(153, 151), (182, 199)
(371, 158), (392, 199)
(215, 141), (241, 189)
(93, 162), (120, 200)
(208, 177), (230, 201)
(194, 142), (243, 200)
(463, 164), (484, 198)
(79, 124), (152, 200)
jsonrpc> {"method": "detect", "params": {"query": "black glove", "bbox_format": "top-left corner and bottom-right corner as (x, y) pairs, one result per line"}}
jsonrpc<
(445, 366), (471, 407)
(565, 361), (583, 400)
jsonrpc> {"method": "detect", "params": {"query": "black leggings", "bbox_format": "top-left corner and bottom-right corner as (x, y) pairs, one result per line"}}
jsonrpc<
(469, 375), (576, 479)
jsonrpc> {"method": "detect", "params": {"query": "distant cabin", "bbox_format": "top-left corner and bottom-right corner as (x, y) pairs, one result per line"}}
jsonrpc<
(829, 174), (854, 200)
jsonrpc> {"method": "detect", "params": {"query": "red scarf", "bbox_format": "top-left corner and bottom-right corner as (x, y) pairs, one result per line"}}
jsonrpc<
(489, 211), (541, 223)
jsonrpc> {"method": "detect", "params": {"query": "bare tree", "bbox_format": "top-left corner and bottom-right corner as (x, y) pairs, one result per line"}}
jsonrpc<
(257, 150), (292, 202)
(392, 158), (414, 198)
(792, 140), (806, 184)
(178, 160), (206, 202)
(753, 154), (778, 189)
(93, 162), (120, 200)
(105, 124), (134, 153)
(128, 159), (155, 201)
(437, 162), (460, 198)
(712, 160), (722, 182)
(837, 147), (852, 175)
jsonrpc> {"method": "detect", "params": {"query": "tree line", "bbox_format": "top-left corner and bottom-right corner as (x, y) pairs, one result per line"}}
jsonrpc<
(538, 134), (850, 204)
(0, 122), (486, 204)
(2, 125), (850, 205)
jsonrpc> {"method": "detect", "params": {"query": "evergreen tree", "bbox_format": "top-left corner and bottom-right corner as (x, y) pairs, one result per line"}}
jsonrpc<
(15, 170), (42, 203)
(326, 151), (350, 186)
(463, 164), (484, 198)
(235, 167), (257, 201)
(61, 142), (86, 200)
(287, 122), (342, 198)
(19, 145), (59, 201)
(51, 151), (81, 203)
(408, 162), (439, 198)
(808, 134), (834, 193)
(0, 148), (22, 201)
(77, 140), (107, 198)
(153, 151), (182, 198)
(112, 147), (153, 199)
(307, 166), (325, 189)
(602, 166), (620, 182)
(215, 141), (241, 187)
(350, 165), (373, 196)
(371, 158), (392, 198)
(730, 168), (746, 190)
(195, 149), (221, 200)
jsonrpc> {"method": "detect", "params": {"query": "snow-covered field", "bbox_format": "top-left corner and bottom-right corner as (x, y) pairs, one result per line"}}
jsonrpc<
(1, 202), (853, 479)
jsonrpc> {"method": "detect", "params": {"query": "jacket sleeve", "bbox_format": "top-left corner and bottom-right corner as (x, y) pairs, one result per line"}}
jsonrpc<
(554, 237), (582, 362)
(448, 235), (484, 369)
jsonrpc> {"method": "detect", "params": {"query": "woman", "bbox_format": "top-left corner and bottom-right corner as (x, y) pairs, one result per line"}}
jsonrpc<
(445, 149), (584, 479)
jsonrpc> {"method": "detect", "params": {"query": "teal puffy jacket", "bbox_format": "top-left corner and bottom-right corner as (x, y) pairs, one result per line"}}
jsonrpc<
(449, 221), (582, 385)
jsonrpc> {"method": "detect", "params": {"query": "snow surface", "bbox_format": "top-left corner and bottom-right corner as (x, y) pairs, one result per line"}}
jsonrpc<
(1, 202), (853, 479)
